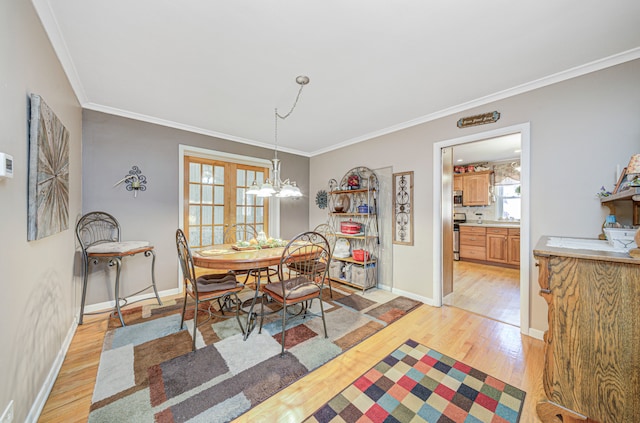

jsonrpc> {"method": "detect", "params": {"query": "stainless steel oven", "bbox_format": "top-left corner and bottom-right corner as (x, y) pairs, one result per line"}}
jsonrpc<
(453, 212), (466, 261)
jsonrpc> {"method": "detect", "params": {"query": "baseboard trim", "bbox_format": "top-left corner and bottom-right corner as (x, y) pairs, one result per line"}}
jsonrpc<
(26, 319), (77, 423)
(81, 287), (182, 319)
(527, 327), (545, 341)
(390, 287), (434, 306)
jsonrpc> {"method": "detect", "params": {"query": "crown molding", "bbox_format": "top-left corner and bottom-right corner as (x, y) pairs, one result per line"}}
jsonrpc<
(83, 103), (311, 157)
(31, 1), (639, 159)
(310, 47), (640, 156)
(32, 0), (88, 104)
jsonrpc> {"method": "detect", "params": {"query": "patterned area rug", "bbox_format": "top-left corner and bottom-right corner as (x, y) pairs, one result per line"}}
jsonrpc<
(88, 287), (421, 422)
(306, 339), (526, 423)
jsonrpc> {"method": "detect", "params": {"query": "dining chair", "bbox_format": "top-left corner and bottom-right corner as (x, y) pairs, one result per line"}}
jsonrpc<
(259, 231), (330, 355)
(176, 229), (245, 351)
(223, 223), (276, 284)
(76, 211), (162, 326)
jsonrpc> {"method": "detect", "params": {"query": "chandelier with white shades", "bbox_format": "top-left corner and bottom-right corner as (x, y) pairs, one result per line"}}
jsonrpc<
(247, 75), (309, 198)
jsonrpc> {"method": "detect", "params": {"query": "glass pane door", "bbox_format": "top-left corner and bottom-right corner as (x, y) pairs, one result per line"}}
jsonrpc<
(185, 156), (268, 248)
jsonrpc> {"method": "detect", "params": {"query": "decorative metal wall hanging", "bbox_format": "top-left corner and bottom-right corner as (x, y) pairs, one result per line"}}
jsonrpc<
(457, 111), (500, 128)
(393, 171), (414, 245)
(113, 165), (147, 197)
(28, 94), (70, 241)
(315, 189), (328, 209)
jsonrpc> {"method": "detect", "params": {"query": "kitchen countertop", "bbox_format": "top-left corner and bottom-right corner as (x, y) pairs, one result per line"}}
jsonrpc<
(459, 221), (520, 229)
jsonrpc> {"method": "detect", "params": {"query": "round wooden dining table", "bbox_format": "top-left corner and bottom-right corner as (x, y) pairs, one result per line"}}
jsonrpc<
(192, 244), (286, 271)
(192, 243), (318, 339)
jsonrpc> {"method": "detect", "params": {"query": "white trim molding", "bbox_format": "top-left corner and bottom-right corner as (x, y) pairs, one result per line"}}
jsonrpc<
(432, 122), (531, 335)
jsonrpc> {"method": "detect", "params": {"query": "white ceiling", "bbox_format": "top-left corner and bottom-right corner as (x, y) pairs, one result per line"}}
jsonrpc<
(453, 133), (521, 165)
(33, 1), (640, 157)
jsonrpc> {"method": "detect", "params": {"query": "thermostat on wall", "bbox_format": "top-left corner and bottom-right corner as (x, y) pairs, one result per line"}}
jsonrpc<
(0, 153), (14, 178)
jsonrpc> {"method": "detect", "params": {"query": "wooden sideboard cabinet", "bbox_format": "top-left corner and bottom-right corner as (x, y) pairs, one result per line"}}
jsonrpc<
(533, 237), (640, 423)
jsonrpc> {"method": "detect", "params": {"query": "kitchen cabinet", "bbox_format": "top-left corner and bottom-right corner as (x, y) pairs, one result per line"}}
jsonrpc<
(507, 228), (520, 265)
(459, 224), (519, 268)
(453, 174), (463, 191)
(462, 171), (492, 206)
(486, 227), (520, 267)
(486, 227), (508, 264)
(533, 237), (640, 423)
(454, 170), (493, 206)
(459, 226), (486, 261)
(327, 167), (379, 292)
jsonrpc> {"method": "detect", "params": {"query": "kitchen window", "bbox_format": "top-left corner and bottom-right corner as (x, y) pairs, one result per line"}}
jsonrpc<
(496, 184), (521, 220)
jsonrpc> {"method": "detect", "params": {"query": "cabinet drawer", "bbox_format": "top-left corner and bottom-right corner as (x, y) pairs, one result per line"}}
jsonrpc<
(459, 226), (486, 234)
(460, 233), (486, 247)
(486, 227), (508, 235)
(509, 228), (520, 236)
(460, 245), (486, 260)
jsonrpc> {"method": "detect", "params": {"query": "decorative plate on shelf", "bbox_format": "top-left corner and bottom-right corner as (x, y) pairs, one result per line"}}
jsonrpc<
(334, 194), (350, 212)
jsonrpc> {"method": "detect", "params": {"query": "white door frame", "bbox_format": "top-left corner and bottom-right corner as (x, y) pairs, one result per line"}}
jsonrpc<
(431, 123), (531, 334)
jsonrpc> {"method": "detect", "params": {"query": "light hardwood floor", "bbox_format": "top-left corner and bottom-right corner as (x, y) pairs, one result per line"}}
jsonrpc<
(444, 260), (520, 326)
(39, 293), (545, 423)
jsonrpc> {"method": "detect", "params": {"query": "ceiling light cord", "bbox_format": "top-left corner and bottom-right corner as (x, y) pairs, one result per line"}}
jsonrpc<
(274, 78), (308, 159)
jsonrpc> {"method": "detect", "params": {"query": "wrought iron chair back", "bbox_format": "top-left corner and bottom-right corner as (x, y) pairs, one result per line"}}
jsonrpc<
(76, 211), (121, 251)
(260, 231), (330, 355)
(176, 229), (244, 350)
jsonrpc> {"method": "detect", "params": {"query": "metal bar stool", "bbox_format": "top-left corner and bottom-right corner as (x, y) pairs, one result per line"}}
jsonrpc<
(76, 211), (162, 326)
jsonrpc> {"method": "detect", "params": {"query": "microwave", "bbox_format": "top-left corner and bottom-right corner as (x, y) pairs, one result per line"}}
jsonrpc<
(453, 190), (463, 205)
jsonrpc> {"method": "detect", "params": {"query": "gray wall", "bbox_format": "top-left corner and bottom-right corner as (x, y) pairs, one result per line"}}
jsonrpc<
(81, 110), (309, 305)
(309, 59), (640, 333)
(0, 2), (83, 421)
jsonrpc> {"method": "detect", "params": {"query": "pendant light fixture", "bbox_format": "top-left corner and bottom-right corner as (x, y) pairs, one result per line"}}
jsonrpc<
(247, 75), (309, 198)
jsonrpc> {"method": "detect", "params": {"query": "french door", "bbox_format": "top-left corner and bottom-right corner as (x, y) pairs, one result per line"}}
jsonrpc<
(184, 156), (269, 248)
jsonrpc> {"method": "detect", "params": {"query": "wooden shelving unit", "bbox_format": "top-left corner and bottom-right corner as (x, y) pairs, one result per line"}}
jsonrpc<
(600, 187), (640, 225)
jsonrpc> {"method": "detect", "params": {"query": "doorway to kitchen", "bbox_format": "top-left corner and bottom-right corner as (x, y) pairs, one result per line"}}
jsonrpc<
(431, 123), (530, 333)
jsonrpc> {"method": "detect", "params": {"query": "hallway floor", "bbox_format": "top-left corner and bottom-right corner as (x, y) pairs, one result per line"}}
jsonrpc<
(444, 260), (520, 326)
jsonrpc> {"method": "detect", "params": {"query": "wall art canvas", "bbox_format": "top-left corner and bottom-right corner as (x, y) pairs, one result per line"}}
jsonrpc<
(28, 94), (70, 241)
(393, 171), (413, 245)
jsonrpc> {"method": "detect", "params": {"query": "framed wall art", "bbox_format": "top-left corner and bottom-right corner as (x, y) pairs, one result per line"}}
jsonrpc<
(28, 94), (70, 241)
(393, 171), (413, 245)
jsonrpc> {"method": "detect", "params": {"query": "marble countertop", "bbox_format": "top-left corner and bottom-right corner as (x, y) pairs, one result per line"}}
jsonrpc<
(533, 235), (639, 264)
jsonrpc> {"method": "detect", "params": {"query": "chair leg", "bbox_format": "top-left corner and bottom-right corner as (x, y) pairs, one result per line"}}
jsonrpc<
(258, 294), (266, 334)
(79, 255), (90, 325)
(192, 299), (198, 351)
(113, 257), (126, 327)
(179, 291), (188, 330)
(319, 297), (328, 339)
(233, 293), (245, 335)
(280, 303), (287, 356)
(147, 249), (163, 306)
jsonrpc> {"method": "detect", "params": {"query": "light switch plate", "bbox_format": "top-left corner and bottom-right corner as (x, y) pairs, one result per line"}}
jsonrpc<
(0, 153), (13, 178)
